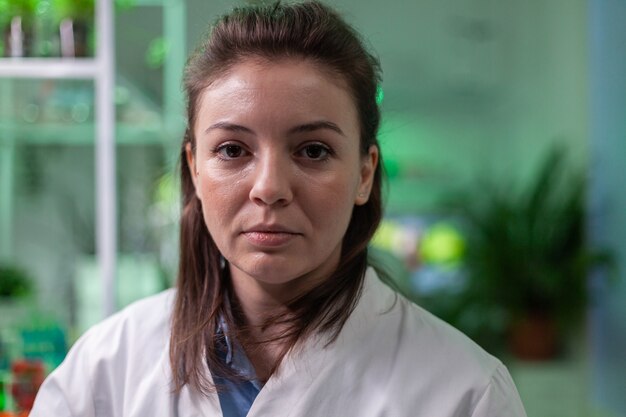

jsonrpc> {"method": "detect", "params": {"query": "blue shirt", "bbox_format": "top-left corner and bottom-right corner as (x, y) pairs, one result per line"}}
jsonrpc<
(211, 319), (262, 417)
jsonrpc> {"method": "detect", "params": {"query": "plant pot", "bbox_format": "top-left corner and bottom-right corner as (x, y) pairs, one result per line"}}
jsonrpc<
(509, 313), (559, 361)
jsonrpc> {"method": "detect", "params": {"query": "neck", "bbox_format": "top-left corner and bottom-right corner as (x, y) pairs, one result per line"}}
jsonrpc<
(225, 251), (341, 380)
(229, 277), (292, 329)
(226, 269), (327, 383)
(227, 251), (341, 331)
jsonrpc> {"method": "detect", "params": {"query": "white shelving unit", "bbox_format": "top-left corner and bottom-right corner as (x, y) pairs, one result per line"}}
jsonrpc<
(0, 0), (115, 317)
(0, 0), (186, 320)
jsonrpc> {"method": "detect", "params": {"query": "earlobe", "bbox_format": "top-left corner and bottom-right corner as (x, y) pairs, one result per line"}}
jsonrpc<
(355, 145), (379, 206)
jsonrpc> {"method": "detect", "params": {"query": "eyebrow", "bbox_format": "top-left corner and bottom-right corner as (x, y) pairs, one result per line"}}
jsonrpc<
(288, 121), (345, 137)
(205, 122), (254, 135)
(204, 120), (345, 137)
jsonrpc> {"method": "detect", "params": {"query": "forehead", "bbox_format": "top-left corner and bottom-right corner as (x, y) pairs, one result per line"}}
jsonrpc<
(209, 57), (351, 95)
(194, 58), (359, 133)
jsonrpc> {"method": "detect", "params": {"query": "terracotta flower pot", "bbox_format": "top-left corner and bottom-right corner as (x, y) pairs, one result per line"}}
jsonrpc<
(509, 313), (559, 361)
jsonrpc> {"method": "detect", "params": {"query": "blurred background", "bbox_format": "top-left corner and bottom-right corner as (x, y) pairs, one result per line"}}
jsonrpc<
(0, 0), (624, 415)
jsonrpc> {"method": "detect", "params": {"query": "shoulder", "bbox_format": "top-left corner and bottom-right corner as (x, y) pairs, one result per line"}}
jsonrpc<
(73, 288), (176, 374)
(332, 268), (502, 380)
(31, 289), (177, 416)
(357, 267), (498, 371)
(390, 296), (507, 396)
(85, 288), (176, 346)
(352, 268), (525, 415)
(396, 295), (500, 382)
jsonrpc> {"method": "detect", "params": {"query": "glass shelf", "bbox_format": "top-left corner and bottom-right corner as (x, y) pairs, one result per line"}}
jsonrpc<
(0, 123), (167, 145)
(0, 59), (100, 79)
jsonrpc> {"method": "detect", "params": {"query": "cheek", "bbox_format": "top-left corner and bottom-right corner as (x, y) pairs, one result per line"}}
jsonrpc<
(197, 160), (249, 203)
(304, 176), (358, 227)
(197, 177), (240, 230)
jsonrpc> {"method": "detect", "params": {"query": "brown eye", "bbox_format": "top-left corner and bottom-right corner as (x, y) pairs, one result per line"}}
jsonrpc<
(216, 144), (247, 159)
(300, 144), (330, 160)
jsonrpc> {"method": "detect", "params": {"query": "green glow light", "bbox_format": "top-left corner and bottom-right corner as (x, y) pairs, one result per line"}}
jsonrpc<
(383, 158), (400, 179)
(371, 220), (399, 252)
(376, 85), (384, 105)
(420, 223), (465, 266)
(145, 38), (169, 69)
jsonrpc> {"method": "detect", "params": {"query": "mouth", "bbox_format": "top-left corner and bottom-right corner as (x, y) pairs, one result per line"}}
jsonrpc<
(242, 225), (301, 247)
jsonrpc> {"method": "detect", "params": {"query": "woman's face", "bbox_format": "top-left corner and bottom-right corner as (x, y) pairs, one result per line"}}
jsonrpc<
(187, 58), (377, 299)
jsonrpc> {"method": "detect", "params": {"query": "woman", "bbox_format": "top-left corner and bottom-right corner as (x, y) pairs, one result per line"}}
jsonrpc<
(31, 2), (526, 416)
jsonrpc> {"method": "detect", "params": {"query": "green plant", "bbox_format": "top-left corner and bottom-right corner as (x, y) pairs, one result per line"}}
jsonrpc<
(0, 0), (9, 26)
(0, 265), (34, 298)
(439, 144), (613, 353)
(3, 0), (37, 25)
(8, 0), (36, 16)
(52, 0), (94, 22)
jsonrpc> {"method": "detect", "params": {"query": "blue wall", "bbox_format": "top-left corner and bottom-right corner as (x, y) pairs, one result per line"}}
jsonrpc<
(589, 0), (626, 414)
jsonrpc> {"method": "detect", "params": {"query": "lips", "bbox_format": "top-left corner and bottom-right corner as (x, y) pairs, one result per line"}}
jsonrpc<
(242, 224), (301, 247)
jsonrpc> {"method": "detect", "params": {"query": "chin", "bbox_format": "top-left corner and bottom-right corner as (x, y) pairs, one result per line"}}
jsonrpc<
(238, 258), (298, 280)
(234, 256), (321, 287)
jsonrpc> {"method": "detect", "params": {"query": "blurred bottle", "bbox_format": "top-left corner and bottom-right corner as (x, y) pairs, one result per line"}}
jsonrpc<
(56, 0), (94, 57)
(2, 0), (36, 57)
(10, 359), (44, 414)
(6, 17), (25, 57)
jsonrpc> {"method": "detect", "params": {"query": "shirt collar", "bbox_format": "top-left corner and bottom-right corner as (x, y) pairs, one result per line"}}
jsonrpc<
(216, 315), (263, 390)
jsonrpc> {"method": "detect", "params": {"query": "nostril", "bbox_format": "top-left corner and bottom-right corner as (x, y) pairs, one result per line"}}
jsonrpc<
(249, 176), (293, 207)
(250, 187), (292, 207)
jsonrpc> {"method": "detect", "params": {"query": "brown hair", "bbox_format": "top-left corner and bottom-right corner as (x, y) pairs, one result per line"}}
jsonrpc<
(170, 1), (384, 394)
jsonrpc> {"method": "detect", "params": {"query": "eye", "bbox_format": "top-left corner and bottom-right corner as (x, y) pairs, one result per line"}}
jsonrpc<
(298, 143), (332, 160)
(215, 143), (248, 159)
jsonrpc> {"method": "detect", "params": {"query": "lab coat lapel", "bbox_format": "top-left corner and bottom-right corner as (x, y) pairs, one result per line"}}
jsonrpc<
(174, 356), (223, 417)
(246, 268), (396, 417)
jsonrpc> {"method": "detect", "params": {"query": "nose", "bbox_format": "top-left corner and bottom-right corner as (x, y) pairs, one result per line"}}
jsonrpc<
(249, 152), (293, 207)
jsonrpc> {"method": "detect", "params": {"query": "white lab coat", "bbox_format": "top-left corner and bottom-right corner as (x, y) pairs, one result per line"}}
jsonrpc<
(31, 268), (527, 417)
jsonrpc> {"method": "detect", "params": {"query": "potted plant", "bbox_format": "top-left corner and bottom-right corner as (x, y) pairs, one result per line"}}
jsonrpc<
(0, 265), (33, 299)
(440, 144), (613, 360)
(0, 264), (35, 362)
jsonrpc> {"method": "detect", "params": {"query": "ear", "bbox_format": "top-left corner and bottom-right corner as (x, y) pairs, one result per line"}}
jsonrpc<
(355, 145), (379, 206)
(185, 142), (200, 195)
